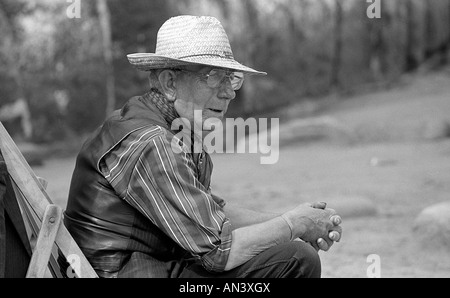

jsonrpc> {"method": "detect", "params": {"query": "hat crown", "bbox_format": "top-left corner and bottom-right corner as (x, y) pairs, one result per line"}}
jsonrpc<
(155, 15), (234, 61)
(127, 15), (266, 75)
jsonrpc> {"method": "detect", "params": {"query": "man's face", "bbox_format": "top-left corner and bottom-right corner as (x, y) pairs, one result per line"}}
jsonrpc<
(173, 65), (237, 130)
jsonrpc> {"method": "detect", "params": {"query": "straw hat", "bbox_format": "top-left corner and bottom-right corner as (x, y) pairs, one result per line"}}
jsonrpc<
(127, 15), (266, 75)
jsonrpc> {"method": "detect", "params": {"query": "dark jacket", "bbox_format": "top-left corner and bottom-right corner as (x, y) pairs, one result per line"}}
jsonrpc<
(64, 95), (194, 278)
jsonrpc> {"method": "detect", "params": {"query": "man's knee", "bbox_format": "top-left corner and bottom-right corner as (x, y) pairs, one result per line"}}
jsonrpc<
(281, 241), (321, 278)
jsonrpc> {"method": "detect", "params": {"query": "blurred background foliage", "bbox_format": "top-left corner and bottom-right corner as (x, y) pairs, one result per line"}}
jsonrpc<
(0, 0), (449, 145)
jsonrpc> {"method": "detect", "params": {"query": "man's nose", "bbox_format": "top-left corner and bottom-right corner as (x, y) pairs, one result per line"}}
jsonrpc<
(218, 79), (236, 100)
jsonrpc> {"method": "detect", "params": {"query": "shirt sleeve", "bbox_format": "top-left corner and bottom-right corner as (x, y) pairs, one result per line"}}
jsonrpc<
(101, 127), (232, 272)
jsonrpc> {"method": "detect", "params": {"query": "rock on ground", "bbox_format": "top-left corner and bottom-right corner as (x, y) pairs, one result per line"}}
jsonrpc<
(414, 201), (450, 249)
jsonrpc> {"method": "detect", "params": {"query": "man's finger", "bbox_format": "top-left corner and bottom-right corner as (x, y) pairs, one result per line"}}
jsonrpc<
(329, 225), (342, 242)
(311, 202), (327, 209)
(328, 231), (341, 242)
(308, 241), (320, 252)
(330, 215), (342, 226)
(317, 238), (330, 251)
(330, 225), (342, 234)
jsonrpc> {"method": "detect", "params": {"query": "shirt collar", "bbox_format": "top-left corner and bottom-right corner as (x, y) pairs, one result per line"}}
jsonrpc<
(142, 88), (179, 127)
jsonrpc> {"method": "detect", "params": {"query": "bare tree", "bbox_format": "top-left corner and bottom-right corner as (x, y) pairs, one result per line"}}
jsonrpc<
(96, 0), (116, 117)
(446, 0), (450, 63)
(0, 0), (32, 139)
(0, 1), (26, 102)
(330, 0), (343, 90)
(240, 0), (260, 114)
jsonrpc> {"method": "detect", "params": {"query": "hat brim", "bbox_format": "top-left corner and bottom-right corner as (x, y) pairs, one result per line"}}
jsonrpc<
(127, 53), (267, 76)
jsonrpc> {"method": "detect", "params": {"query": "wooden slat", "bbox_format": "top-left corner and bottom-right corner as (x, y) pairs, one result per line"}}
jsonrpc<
(15, 174), (61, 277)
(0, 121), (98, 278)
(26, 205), (62, 278)
(0, 122), (51, 220)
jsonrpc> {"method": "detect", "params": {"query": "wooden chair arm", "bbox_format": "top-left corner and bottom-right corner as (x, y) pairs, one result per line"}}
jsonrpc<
(26, 204), (62, 278)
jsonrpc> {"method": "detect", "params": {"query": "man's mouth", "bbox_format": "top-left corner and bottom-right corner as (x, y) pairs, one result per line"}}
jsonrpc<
(207, 108), (223, 114)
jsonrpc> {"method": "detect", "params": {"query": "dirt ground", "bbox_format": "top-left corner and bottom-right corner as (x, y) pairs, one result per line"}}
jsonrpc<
(32, 69), (450, 278)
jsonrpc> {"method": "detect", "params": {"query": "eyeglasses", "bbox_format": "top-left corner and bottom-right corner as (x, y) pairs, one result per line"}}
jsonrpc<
(175, 68), (244, 91)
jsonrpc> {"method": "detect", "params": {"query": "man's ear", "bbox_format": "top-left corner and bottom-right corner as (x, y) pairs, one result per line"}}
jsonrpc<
(158, 70), (178, 101)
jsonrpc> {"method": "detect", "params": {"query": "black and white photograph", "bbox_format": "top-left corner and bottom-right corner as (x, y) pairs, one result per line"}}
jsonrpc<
(1, 0), (449, 282)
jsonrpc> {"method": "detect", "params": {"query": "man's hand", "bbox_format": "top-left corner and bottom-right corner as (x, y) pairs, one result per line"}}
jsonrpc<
(310, 202), (342, 251)
(313, 215), (342, 251)
(283, 202), (342, 252)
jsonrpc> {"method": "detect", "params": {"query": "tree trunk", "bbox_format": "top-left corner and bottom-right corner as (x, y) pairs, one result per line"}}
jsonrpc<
(0, 1), (32, 139)
(446, 0), (450, 64)
(0, 2), (25, 101)
(405, 0), (416, 71)
(240, 0), (259, 114)
(330, 0), (343, 91)
(96, 0), (116, 118)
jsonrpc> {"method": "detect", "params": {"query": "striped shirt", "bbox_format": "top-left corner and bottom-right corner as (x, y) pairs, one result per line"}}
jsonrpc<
(100, 125), (233, 272)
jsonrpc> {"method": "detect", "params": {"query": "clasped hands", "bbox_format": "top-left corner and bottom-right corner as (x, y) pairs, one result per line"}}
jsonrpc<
(283, 202), (342, 252)
(310, 201), (342, 252)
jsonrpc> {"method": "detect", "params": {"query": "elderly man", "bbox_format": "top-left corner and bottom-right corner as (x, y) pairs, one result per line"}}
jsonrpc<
(64, 15), (342, 278)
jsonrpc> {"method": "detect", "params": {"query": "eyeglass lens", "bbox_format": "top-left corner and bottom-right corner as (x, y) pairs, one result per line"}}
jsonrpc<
(208, 70), (244, 90)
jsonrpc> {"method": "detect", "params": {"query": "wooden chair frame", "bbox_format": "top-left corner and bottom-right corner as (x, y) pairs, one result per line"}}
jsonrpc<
(0, 121), (98, 278)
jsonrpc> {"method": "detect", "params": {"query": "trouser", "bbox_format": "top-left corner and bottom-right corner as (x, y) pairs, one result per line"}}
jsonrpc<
(179, 241), (321, 278)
